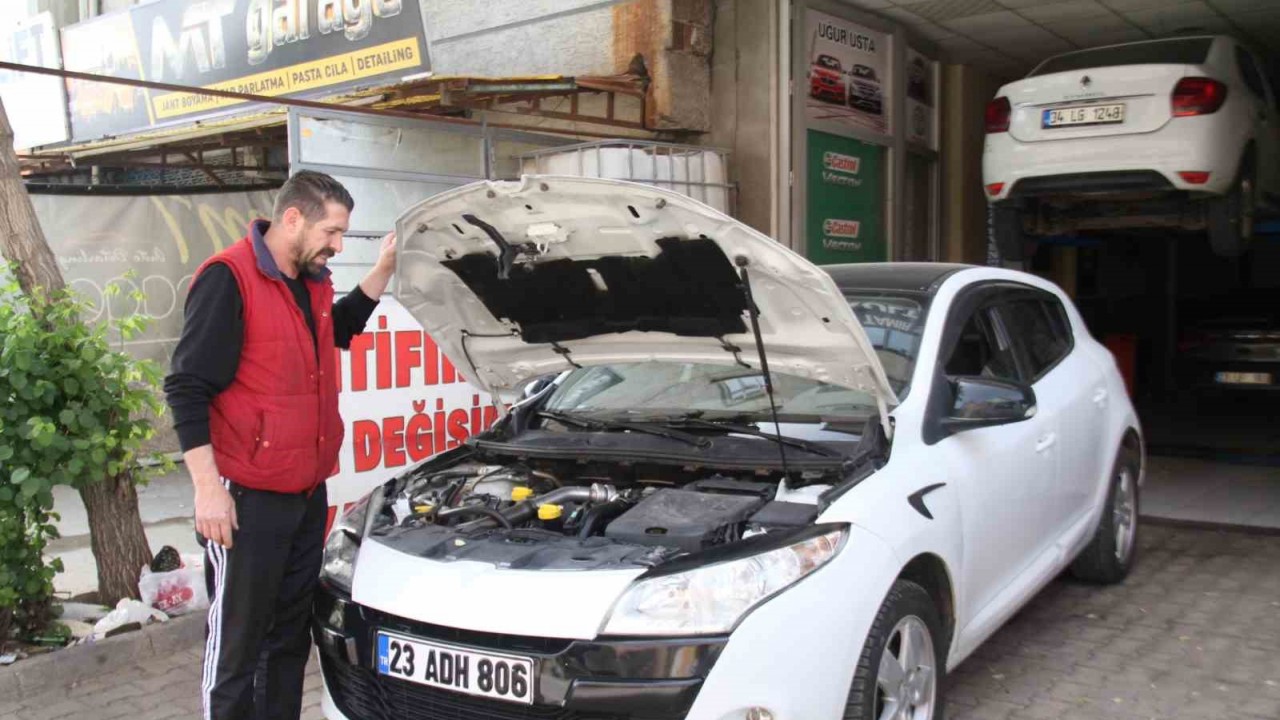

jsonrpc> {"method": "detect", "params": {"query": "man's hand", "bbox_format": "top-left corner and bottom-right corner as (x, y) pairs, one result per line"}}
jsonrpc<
(359, 231), (396, 298)
(185, 445), (238, 548)
(195, 477), (238, 548)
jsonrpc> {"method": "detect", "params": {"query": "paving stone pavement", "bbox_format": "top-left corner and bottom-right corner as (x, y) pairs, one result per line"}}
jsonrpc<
(3, 524), (1278, 720)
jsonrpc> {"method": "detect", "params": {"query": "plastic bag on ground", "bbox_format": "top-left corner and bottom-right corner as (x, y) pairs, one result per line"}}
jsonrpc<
(92, 598), (169, 638)
(138, 552), (208, 617)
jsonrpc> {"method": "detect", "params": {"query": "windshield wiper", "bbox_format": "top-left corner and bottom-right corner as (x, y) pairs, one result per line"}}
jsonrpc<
(537, 411), (711, 448)
(652, 413), (843, 458)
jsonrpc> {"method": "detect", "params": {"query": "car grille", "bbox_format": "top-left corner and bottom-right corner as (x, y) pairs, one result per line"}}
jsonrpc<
(321, 653), (686, 720)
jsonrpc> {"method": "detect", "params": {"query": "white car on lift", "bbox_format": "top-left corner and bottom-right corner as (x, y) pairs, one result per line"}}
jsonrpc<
(984, 35), (1279, 259)
(313, 176), (1145, 720)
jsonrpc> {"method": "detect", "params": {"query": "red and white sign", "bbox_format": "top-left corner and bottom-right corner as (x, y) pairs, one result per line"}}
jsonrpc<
(327, 297), (503, 508)
(823, 218), (862, 238)
(823, 151), (860, 174)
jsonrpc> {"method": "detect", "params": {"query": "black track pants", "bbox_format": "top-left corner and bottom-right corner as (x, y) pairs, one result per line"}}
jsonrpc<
(201, 480), (327, 720)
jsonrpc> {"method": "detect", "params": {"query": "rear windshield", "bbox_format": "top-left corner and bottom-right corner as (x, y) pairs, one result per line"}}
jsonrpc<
(1030, 38), (1213, 77)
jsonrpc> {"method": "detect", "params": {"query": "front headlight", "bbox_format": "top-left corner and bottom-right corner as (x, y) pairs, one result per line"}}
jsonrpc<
(320, 494), (373, 593)
(601, 526), (847, 636)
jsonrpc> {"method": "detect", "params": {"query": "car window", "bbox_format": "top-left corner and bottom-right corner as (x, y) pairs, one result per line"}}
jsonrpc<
(998, 298), (1072, 381)
(847, 294), (926, 397)
(943, 307), (1019, 383)
(1236, 47), (1267, 99)
(544, 362), (880, 423)
(1030, 38), (1213, 77)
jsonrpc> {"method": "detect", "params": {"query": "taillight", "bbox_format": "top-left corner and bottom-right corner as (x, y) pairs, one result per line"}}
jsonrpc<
(986, 182), (1005, 196)
(1178, 171), (1211, 184)
(1172, 77), (1227, 117)
(986, 96), (1011, 133)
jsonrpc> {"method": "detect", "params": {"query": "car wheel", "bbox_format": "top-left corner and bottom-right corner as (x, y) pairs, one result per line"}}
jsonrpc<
(992, 204), (1027, 262)
(1207, 153), (1256, 258)
(1069, 449), (1140, 584)
(843, 580), (945, 720)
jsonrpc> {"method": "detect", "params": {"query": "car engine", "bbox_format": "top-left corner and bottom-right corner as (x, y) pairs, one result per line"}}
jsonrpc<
(366, 458), (831, 570)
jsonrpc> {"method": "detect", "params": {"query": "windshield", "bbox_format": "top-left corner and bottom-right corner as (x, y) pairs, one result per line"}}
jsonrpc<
(544, 362), (879, 423)
(846, 293), (927, 397)
(1030, 38), (1213, 77)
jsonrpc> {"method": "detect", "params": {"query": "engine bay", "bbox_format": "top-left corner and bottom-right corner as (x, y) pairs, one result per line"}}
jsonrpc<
(366, 456), (837, 570)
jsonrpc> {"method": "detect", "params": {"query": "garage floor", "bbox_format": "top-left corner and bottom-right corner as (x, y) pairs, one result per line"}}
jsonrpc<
(1141, 456), (1280, 530)
(945, 524), (1280, 720)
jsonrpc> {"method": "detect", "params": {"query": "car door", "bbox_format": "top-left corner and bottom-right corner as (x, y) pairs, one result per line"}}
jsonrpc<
(1235, 46), (1278, 196)
(995, 293), (1100, 546)
(925, 286), (1059, 639)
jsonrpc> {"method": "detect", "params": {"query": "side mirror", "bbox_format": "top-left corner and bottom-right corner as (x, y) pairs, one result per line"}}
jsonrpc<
(940, 376), (1036, 434)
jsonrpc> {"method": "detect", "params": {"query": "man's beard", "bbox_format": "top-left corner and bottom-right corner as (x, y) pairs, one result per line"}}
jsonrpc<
(300, 248), (335, 275)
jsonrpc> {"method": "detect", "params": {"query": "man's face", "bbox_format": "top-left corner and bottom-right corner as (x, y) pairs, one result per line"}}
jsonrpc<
(289, 201), (350, 276)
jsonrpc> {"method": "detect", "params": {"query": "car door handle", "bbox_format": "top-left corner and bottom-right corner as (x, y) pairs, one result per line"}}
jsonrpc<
(1035, 433), (1057, 453)
(1092, 388), (1108, 407)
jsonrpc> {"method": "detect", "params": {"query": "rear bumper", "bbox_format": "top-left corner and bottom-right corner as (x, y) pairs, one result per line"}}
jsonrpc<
(983, 118), (1244, 201)
(1002, 171), (1175, 199)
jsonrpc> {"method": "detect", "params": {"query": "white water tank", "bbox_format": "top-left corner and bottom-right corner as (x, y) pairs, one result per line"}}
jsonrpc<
(520, 141), (734, 215)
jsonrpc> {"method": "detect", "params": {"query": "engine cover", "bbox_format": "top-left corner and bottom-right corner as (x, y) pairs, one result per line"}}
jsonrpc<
(605, 489), (766, 553)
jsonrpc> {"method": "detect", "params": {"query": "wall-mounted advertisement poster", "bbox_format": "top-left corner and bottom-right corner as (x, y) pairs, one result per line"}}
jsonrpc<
(906, 46), (936, 148)
(804, 9), (890, 135)
(806, 130), (885, 264)
(61, 0), (430, 142)
(0, 12), (69, 149)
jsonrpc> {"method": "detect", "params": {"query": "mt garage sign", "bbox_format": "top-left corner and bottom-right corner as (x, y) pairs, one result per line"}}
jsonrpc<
(61, 0), (429, 141)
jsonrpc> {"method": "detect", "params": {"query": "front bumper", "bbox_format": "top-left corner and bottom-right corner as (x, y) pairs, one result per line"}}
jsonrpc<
(313, 584), (723, 719)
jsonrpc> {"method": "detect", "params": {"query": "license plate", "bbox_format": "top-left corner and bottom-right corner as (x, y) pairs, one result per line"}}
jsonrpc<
(1043, 103), (1125, 128)
(1214, 371), (1272, 385)
(376, 631), (534, 705)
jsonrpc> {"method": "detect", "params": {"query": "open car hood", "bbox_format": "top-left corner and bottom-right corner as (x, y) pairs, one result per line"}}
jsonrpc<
(394, 176), (898, 417)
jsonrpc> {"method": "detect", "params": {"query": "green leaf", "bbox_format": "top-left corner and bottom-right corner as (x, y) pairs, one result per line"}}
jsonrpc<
(20, 477), (41, 499)
(0, 445), (12, 461)
(63, 377), (80, 395)
(10, 467), (29, 485)
(0, 487), (12, 503)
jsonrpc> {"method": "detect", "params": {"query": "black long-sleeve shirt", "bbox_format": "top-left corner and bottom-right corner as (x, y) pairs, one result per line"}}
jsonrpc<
(164, 263), (379, 452)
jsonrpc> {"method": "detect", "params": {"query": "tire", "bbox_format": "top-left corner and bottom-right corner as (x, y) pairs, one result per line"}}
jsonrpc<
(992, 204), (1028, 262)
(1207, 153), (1256, 258)
(1069, 449), (1140, 584)
(844, 580), (945, 720)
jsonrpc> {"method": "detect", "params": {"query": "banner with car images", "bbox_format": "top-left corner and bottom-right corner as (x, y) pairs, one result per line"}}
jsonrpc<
(905, 46), (935, 149)
(806, 130), (885, 264)
(61, 0), (430, 142)
(804, 10), (890, 135)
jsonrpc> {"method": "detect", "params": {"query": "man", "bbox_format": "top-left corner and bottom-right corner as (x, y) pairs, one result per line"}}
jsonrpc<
(164, 171), (395, 720)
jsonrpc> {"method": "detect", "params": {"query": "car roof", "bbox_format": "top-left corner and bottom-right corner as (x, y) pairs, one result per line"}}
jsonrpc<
(823, 262), (973, 296)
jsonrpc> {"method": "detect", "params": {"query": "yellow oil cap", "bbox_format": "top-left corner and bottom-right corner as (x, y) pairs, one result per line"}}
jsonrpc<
(413, 503), (434, 514)
(537, 504), (563, 521)
(511, 486), (534, 502)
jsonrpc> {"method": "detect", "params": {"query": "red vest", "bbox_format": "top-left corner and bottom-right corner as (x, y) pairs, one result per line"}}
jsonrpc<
(194, 227), (344, 494)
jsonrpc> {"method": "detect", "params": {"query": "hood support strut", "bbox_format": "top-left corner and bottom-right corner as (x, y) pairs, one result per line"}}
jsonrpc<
(735, 256), (791, 478)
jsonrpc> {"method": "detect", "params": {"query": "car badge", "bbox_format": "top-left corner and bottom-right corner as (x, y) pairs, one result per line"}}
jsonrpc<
(1081, 75), (1092, 87)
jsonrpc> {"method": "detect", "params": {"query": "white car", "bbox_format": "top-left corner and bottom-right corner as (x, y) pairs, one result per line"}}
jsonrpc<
(983, 35), (1279, 259)
(314, 176), (1145, 720)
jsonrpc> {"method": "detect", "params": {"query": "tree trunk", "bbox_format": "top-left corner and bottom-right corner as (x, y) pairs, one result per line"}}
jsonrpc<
(0, 98), (63, 296)
(0, 97), (154, 606)
(80, 473), (153, 605)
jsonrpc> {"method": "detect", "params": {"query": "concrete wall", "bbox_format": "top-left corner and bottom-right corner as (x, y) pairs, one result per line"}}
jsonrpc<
(706, 0), (775, 236)
(940, 63), (1003, 264)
